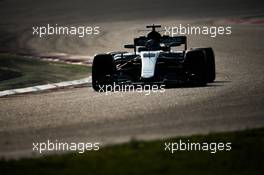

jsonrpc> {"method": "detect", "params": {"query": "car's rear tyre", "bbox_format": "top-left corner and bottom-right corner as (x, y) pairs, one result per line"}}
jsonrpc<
(184, 49), (207, 86)
(192, 47), (216, 83)
(92, 54), (114, 91)
(202, 47), (215, 82)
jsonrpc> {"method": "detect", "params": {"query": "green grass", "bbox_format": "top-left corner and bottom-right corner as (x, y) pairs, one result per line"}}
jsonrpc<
(0, 128), (263, 175)
(0, 54), (91, 91)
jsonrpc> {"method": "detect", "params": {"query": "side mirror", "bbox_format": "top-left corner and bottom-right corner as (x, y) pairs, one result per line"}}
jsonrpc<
(124, 44), (135, 49)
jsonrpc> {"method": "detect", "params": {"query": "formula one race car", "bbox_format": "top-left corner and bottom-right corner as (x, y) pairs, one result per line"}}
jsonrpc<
(92, 25), (215, 91)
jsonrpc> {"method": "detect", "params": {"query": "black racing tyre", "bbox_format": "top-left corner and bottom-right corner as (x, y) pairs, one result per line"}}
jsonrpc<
(192, 47), (216, 82)
(202, 47), (215, 82)
(184, 49), (207, 86)
(92, 54), (114, 91)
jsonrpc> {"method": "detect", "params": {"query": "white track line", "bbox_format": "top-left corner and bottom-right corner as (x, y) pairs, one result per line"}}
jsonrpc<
(0, 76), (92, 97)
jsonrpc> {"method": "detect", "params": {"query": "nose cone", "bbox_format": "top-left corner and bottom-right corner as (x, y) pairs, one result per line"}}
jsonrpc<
(140, 51), (160, 78)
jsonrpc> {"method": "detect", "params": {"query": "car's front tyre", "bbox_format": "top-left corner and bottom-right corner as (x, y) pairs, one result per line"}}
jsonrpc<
(92, 54), (114, 91)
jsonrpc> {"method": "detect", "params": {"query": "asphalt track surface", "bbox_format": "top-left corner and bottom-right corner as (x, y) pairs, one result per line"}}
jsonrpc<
(0, 0), (264, 158)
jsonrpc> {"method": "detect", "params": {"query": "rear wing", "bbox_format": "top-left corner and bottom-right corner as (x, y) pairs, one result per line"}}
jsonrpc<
(161, 36), (187, 49)
(133, 35), (187, 50)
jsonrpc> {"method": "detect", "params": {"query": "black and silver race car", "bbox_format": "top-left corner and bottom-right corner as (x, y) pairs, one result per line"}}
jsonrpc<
(92, 25), (215, 91)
